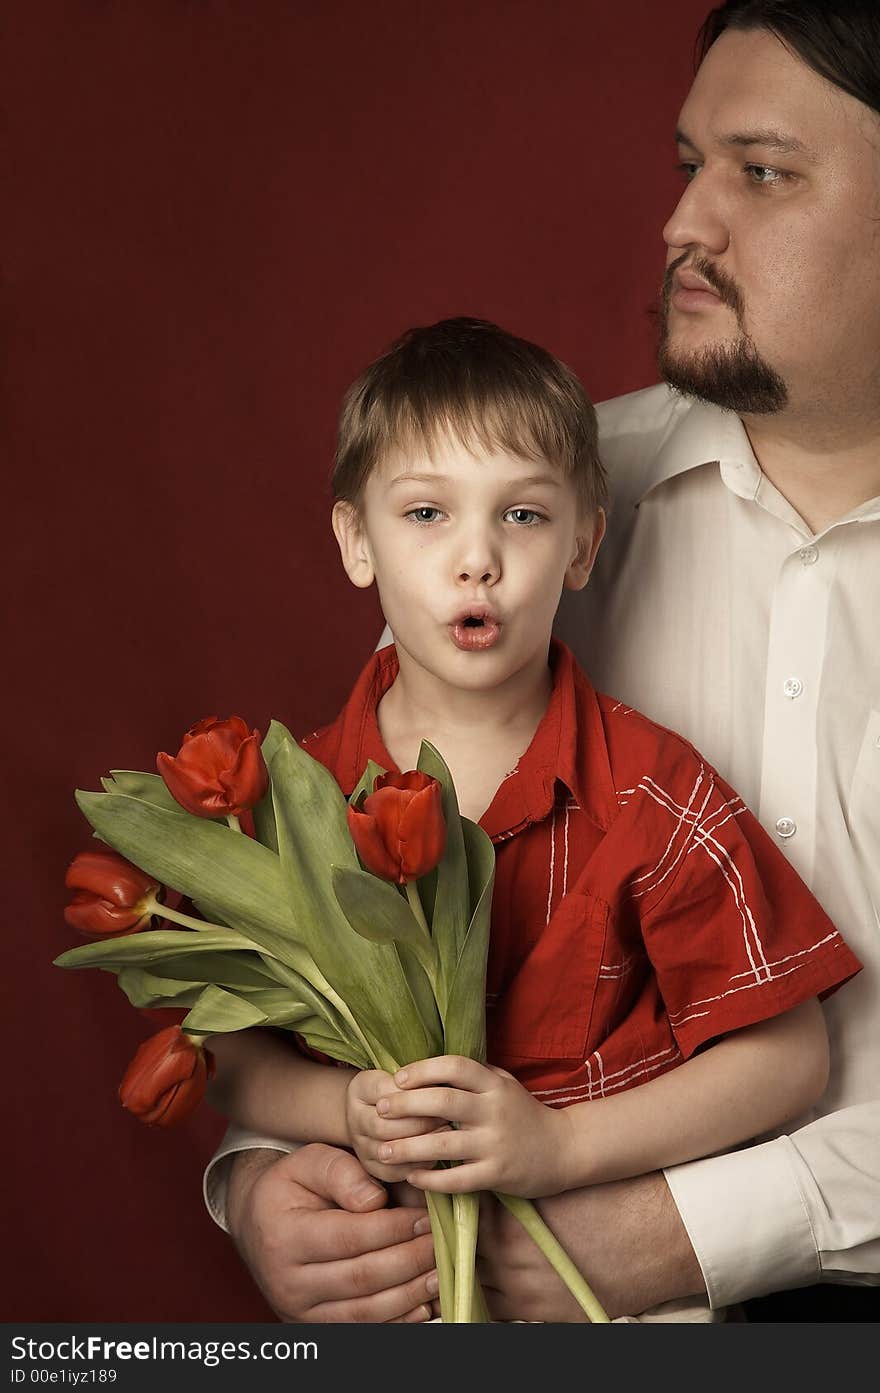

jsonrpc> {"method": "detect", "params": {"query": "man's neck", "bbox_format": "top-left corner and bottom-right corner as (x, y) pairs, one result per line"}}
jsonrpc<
(741, 412), (880, 535)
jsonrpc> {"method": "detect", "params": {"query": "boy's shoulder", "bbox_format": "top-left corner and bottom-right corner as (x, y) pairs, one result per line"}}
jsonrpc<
(298, 644), (396, 786)
(590, 679), (720, 809)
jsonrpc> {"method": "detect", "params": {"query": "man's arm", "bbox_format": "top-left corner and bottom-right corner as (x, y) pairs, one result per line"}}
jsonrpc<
(478, 1101), (880, 1319)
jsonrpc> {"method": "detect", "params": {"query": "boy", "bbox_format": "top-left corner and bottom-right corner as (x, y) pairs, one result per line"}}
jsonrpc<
(207, 317), (860, 1318)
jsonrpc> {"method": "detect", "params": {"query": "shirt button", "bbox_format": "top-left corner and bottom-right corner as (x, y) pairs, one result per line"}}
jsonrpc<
(783, 677), (804, 699)
(775, 816), (797, 839)
(799, 545), (819, 565)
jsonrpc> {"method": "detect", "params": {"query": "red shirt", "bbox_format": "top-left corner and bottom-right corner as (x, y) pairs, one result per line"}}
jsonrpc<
(301, 641), (860, 1105)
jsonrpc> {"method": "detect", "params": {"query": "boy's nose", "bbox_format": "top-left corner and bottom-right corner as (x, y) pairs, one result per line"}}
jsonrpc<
(456, 536), (501, 586)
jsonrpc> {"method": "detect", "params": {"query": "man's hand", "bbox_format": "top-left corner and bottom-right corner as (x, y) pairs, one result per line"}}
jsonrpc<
(477, 1172), (706, 1322)
(226, 1144), (438, 1322)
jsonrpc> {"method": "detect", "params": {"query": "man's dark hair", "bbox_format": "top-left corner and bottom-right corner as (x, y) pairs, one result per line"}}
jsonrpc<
(698, 2), (880, 118)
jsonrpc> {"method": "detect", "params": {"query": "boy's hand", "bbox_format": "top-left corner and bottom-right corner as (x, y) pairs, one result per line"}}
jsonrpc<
(346, 1068), (448, 1183)
(375, 1055), (571, 1197)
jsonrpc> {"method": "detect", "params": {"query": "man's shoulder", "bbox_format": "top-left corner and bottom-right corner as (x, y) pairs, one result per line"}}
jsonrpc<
(596, 381), (686, 445)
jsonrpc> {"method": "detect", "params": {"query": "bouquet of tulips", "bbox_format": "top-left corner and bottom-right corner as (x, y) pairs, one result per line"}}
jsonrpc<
(57, 714), (607, 1323)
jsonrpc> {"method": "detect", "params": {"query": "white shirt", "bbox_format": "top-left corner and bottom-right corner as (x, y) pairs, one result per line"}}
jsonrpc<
(555, 383), (880, 1306)
(206, 382), (880, 1310)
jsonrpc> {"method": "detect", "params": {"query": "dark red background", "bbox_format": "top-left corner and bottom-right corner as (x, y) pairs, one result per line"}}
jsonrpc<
(4, 0), (708, 1320)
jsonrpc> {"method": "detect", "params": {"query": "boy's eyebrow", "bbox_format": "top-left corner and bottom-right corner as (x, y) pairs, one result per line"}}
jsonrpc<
(387, 471), (564, 488)
(676, 125), (818, 162)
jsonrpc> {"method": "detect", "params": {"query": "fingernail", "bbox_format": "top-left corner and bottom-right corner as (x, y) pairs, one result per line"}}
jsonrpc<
(396, 1069), (409, 1084)
(353, 1181), (384, 1203)
(379, 1144), (392, 1160)
(426, 1273), (440, 1296)
(413, 1216), (431, 1236)
(377, 1098), (390, 1115)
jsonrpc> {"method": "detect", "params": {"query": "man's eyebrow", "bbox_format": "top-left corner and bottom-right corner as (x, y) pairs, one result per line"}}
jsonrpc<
(676, 125), (818, 162)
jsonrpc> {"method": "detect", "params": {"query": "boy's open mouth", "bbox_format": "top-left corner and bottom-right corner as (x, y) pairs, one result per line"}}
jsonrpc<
(449, 608), (501, 651)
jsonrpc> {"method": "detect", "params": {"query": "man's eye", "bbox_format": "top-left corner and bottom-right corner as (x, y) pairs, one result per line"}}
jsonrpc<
(504, 508), (544, 526)
(406, 507), (443, 524)
(676, 161), (701, 182)
(745, 164), (787, 186)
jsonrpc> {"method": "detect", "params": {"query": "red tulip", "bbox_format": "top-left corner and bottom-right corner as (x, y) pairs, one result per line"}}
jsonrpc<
(118, 1025), (215, 1127)
(347, 770), (446, 884)
(157, 715), (269, 818)
(64, 849), (160, 938)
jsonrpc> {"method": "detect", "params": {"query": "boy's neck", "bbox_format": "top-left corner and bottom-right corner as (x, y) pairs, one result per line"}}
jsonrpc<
(376, 641), (554, 819)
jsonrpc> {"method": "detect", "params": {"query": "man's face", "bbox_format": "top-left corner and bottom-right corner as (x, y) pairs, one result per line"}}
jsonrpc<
(333, 434), (601, 696)
(659, 26), (880, 419)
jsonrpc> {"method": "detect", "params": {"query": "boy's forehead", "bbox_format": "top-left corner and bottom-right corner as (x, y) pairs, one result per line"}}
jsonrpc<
(375, 433), (563, 486)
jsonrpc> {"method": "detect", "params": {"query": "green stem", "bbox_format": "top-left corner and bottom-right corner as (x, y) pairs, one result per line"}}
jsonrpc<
(425, 1193), (457, 1323)
(452, 1192), (480, 1323)
(226, 813), (242, 832)
(404, 881), (442, 1001)
(494, 1192), (610, 1323)
(146, 895), (231, 935)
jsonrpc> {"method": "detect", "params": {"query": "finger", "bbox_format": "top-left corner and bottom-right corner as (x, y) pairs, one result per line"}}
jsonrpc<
(303, 1236), (438, 1316)
(378, 1128), (476, 1169)
(388, 1304), (434, 1324)
(288, 1142), (390, 1213)
(292, 1203), (432, 1264)
(379, 1086), (481, 1124)
(394, 1056), (495, 1092)
(359, 1111), (447, 1142)
(405, 1164), (485, 1193)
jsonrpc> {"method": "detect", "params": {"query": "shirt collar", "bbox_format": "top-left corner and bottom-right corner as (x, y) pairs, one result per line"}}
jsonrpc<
(331, 639), (618, 842)
(639, 396), (760, 505)
(637, 393), (880, 526)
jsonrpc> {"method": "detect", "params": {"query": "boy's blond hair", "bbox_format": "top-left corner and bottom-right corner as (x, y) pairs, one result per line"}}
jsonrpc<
(332, 317), (607, 516)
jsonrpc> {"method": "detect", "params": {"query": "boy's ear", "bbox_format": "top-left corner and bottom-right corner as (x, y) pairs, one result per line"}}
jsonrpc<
(332, 501), (375, 588)
(564, 508), (606, 592)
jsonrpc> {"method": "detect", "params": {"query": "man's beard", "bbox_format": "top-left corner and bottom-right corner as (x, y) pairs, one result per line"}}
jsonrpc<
(658, 254), (788, 415)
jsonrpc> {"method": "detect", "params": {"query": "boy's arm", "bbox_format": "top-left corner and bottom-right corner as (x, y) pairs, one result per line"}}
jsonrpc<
(206, 1028), (352, 1147)
(374, 999), (828, 1196)
(554, 997), (828, 1190)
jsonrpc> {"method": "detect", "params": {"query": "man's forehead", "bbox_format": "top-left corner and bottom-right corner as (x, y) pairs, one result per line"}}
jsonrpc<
(677, 26), (866, 154)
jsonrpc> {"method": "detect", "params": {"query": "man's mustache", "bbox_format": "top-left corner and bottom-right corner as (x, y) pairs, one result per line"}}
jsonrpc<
(662, 251), (745, 320)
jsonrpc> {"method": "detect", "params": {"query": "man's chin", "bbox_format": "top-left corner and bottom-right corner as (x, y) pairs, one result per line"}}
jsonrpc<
(658, 338), (788, 415)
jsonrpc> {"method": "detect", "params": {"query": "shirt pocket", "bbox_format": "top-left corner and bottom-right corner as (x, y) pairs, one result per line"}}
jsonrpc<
(488, 890), (608, 1063)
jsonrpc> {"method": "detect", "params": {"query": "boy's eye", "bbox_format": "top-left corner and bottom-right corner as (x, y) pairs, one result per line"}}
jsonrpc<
(406, 506), (443, 525)
(504, 508), (544, 526)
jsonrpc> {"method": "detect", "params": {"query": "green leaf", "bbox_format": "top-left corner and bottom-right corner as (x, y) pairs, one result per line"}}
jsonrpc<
(116, 966), (204, 1010)
(267, 729), (433, 1066)
(443, 825), (495, 1062)
(348, 758), (387, 807)
(331, 866), (433, 952)
(101, 770), (184, 815)
(395, 943), (444, 1055)
(416, 741), (471, 1002)
(182, 984), (269, 1033)
(73, 788), (322, 979)
(55, 928), (259, 972)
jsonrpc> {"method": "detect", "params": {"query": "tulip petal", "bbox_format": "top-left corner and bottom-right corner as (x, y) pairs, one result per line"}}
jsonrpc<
(65, 849), (157, 907)
(346, 805), (402, 882)
(398, 780), (446, 881)
(218, 731), (269, 816)
(157, 750), (225, 817)
(64, 893), (148, 937)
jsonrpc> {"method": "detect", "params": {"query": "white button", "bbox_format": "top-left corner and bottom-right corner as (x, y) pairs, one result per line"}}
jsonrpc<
(775, 817), (797, 838)
(799, 545), (819, 565)
(783, 677), (803, 699)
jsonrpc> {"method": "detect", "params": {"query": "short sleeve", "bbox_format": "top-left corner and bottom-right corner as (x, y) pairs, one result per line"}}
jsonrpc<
(639, 770), (861, 1059)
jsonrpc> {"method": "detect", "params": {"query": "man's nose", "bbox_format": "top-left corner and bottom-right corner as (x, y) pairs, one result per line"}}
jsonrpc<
(662, 171), (730, 258)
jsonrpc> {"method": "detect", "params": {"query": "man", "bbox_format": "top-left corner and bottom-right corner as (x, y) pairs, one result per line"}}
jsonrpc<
(206, 0), (880, 1320)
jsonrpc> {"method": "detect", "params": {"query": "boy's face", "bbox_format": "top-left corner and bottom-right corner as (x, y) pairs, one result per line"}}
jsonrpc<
(333, 434), (603, 695)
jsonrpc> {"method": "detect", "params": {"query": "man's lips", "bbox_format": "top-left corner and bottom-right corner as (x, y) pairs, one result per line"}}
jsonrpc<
(670, 267), (725, 313)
